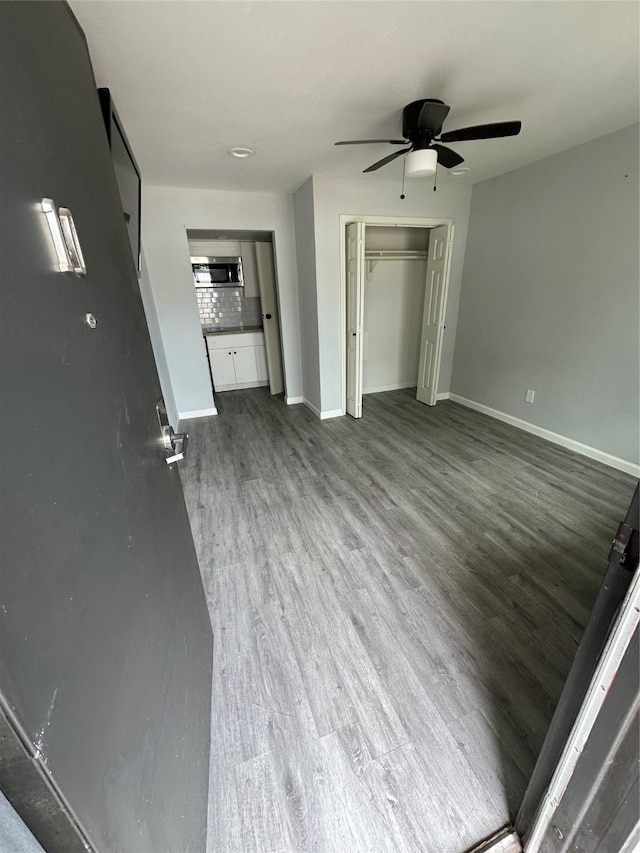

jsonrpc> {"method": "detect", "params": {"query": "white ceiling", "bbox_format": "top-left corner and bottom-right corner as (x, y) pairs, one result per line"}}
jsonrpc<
(71, 1), (639, 193)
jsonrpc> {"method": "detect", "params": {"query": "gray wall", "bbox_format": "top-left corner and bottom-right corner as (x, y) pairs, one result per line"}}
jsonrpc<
(293, 177), (321, 408)
(451, 124), (640, 465)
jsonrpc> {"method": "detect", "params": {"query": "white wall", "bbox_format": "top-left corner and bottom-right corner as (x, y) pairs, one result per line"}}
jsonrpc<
(451, 124), (640, 468)
(365, 225), (429, 252)
(292, 178), (321, 408)
(142, 185), (303, 420)
(138, 248), (179, 425)
(362, 257), (427, 394)
(311, 175), (473, 414)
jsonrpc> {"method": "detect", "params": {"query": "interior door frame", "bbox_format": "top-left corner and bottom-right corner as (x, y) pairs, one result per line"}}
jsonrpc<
(184, 228), (288, 403)
(339, 214), (455, 417)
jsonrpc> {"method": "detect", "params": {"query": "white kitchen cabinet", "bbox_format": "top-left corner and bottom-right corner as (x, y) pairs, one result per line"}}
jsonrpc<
(188, 239), (240, 257)
(232, 346), (258, 383)
(206, 332), (269, 391)
(208, 348), (237, 387)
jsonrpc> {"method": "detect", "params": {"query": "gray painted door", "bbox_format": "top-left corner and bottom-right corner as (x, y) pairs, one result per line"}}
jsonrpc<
(0, 3), (212, 852)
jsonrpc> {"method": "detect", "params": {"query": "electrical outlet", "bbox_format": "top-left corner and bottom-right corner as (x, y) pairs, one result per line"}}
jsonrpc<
(525, 389), (535, 404)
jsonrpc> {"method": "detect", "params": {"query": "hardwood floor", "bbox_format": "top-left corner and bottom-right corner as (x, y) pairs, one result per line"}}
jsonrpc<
(180, 388), (636, 853)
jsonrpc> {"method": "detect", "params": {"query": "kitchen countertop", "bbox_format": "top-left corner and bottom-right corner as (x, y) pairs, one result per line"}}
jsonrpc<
(202, 325), (263, 336)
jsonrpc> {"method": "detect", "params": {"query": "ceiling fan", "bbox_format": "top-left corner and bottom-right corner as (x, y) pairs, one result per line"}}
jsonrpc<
(335, 99), (522, 176)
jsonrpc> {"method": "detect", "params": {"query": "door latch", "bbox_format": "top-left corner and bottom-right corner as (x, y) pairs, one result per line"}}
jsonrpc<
(609, 521), (635, 569)
(156, 399), (188, 465)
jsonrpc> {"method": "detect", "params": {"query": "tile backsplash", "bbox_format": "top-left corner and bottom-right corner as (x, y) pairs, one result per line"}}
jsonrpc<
(196, 287), (262, 330)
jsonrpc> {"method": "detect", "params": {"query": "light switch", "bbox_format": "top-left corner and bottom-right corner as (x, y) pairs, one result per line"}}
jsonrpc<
(525, 389), (535, 404)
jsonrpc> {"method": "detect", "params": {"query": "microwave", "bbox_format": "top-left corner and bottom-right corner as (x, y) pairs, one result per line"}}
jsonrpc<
(191, 256), (244, 287)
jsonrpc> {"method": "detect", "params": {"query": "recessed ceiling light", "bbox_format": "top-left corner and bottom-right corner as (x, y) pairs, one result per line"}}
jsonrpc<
(227, 147), (255, 159)
(449, 167), (470, 176)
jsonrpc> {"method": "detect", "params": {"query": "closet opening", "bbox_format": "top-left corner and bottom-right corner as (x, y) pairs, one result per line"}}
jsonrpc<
(340, 215), (454, 419)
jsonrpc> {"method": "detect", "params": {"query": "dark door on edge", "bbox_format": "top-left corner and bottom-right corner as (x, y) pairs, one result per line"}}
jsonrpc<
(0, 3), (212, 851)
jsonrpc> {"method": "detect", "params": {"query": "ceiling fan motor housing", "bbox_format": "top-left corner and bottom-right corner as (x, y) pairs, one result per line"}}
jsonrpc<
(402, 99), (450, 141)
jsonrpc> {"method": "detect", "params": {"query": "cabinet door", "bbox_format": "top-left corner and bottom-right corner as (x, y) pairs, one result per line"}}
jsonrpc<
(239, 241), (259, 298)
(232, 346), (258, 383)
(255, 345), (268, 381)
(189, 239), (240, 257)
(209, 348), (236, 387)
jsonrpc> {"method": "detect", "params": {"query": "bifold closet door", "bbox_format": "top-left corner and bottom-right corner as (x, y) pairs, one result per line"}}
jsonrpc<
(346, 222), (366, 418)
(416, 224), (450, 406)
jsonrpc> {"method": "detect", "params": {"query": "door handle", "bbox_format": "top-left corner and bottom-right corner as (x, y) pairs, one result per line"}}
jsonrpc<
(165, 430), (188, 464)
(161, 424), (188, 464)
(156, 398), (188, 465)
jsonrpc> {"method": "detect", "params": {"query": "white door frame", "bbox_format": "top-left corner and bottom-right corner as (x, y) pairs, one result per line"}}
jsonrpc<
(339, 214), (455, 416)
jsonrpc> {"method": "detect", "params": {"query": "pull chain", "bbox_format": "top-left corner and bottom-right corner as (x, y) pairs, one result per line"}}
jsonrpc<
(400, 157), (406, 200)
(433, 164), (438, 192)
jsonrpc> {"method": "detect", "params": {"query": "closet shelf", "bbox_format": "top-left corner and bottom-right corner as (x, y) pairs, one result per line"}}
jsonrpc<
(364, 249), (429, 278)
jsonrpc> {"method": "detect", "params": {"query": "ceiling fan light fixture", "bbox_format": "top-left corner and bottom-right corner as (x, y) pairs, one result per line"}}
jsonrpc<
(405, 148), (438, 178)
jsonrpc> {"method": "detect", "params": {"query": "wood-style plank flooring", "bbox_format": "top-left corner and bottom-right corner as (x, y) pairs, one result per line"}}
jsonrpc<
(180, 388), (636, 853)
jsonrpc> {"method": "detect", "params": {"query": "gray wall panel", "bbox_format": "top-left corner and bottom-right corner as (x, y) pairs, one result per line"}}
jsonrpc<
(451, 124), (640, 465)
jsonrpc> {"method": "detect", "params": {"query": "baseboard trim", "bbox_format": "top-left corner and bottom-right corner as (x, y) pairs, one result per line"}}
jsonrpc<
(363, 382), (416, 395)
(213, 380), (268, 392)
(436, 392), (451, 401)
(178, 406), (218, 420)
(303, 399), (345, 420)
(449, 393), (640, 477)
(286, 396), (304, 405)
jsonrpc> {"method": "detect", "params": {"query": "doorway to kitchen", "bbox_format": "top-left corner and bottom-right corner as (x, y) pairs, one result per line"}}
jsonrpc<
(340, 215), (454, 418)
(187, 230), (285, 404)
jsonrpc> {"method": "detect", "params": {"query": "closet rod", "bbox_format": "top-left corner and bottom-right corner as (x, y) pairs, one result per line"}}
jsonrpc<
(364, 250), (429, 259)
(364, 249), (429, 278)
